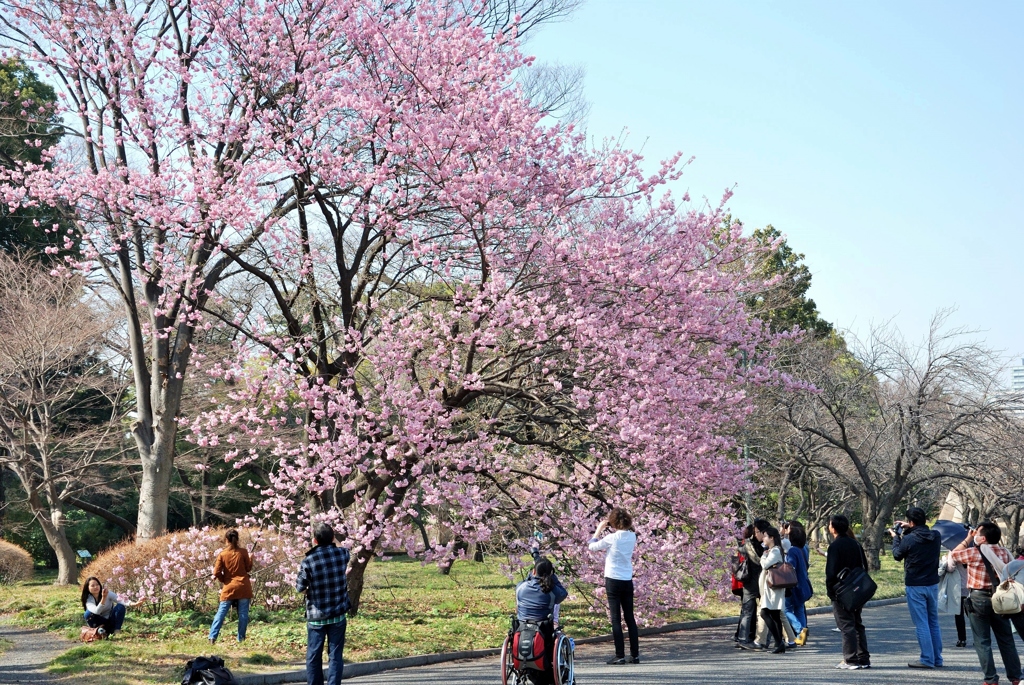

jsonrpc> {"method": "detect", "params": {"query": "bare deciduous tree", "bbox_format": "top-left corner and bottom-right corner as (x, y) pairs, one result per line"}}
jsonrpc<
(518, 62), (591, 124)
(0, 252), (129, 584)
(951, 416), (1024, 547)
(465, 0), (584, 39)
(771, 311), (1015, 569)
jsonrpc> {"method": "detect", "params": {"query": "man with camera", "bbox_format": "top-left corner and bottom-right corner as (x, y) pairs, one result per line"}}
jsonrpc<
(890, 506), (943, 669)
(949, 521), (1021, 685)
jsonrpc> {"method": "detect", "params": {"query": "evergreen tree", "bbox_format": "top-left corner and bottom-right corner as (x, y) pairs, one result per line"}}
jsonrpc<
(0, 58), (64, 258)
(747, 225), (834, 338)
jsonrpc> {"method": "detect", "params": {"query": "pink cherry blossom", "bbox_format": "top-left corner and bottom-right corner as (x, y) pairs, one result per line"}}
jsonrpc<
(1, 0), (787, 619)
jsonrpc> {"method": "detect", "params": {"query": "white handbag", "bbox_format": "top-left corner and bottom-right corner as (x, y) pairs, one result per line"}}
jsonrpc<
(979, 544), (1024, 615)
(992, 579), (1024, 615)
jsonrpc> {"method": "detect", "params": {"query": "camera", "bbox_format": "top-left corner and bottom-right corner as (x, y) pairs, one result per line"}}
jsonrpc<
(893, 522), (904, 536)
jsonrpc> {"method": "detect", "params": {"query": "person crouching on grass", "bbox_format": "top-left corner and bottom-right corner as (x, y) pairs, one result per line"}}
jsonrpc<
(81, 576), (126, 638)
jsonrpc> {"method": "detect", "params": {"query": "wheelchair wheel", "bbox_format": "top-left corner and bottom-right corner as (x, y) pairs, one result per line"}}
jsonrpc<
(553, 634), (574, 685)
(500, 633), (514, 685)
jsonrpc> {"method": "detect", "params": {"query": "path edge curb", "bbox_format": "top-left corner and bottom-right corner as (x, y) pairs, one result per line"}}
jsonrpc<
(232, 648), (502, 684)
(233, 595), (906, 683)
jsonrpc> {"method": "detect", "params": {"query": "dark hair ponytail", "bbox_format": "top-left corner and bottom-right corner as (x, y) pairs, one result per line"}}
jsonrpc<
(225, 529), (240, 548)
(534, 557), (555, 593)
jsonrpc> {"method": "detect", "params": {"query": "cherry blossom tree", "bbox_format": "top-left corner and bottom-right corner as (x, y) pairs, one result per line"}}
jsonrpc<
(0, 0), (426, 538)
(0, 0), (585, 543)
(176, 2), (781, 616)
(1, 0), (780, 615)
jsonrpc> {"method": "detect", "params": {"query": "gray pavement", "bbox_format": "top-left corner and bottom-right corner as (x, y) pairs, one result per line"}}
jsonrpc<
(354, 602), (1000, 684)
(0, 620), (72, 684)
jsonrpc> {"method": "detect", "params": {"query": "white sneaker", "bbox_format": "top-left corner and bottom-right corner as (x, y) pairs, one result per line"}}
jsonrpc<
(835, 661), (859, 670)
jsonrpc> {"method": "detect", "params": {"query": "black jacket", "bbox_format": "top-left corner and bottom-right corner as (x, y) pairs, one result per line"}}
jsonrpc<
(892, 525), (941, 587)
(741, 538), (764, 595)
(825, 536), (867, 601)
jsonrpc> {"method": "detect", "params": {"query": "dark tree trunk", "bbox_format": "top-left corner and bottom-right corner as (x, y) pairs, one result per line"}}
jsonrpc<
(65, 496), (136, 536)
(346, 553), (369, 616)
(0, 464), (6, 531)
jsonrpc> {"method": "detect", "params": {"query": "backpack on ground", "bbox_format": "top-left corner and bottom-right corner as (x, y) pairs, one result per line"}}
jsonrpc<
(181, 656), (236, 685)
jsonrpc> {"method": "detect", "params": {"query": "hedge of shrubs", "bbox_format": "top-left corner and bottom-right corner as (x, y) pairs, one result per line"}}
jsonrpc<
(0, 539), (33, 584)
(82, 526), (303, 614)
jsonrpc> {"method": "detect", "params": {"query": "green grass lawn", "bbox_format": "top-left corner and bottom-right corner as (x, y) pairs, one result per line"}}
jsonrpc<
(0, 551), (906, 685)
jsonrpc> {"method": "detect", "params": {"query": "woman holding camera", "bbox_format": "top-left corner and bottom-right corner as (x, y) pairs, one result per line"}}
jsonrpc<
(516, 555), (569, 621)
(948, 521), (1020, 685)
(589, 508), (639, 665)
(80, 576), (127, 637)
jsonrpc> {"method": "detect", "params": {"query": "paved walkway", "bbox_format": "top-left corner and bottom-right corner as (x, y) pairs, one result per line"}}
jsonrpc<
(355, 602), (998, 684)
(0, 619), (73, 684)
(0, 604), (1011, 684)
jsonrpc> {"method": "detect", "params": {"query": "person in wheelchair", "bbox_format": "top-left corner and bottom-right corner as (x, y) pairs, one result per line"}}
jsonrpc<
(516, 554), (568, 624)
(503, 554), (575, 685)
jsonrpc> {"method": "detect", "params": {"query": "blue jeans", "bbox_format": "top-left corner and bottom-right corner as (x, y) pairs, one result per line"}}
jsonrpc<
(209, 599), (250, 642)
(83, 603), (126, 633)
(785, 595), (807, 633)
(906, 584), (943, 667)
(307, 619), (346, 685)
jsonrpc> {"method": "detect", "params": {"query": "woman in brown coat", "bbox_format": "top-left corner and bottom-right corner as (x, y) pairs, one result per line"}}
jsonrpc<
(208, 529), (253, 643)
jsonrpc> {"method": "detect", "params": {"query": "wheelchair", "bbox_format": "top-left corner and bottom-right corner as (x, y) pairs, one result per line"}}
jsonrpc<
(500, 614), (575, 685)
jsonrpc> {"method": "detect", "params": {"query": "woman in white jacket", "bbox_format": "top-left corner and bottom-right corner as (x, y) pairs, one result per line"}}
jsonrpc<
(589, 508), (639, 664)
(758, 527), (787, 654)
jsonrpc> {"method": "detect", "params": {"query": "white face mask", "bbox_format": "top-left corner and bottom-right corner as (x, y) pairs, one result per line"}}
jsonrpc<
(974, 534), (986, 546)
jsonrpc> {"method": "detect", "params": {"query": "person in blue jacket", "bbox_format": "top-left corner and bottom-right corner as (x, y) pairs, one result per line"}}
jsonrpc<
(783, 521), (813, 646)
(516, 553), (569, 622)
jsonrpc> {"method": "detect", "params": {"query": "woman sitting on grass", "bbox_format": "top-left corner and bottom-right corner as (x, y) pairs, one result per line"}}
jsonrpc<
(81, 576), (126, 638)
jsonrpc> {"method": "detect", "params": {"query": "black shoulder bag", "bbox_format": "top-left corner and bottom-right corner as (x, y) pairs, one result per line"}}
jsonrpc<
(834, 543), (877, 612)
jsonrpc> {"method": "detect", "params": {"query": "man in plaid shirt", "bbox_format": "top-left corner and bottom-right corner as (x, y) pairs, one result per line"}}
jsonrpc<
(297, 523), (351, 685)
(949, 521), (1020, 685)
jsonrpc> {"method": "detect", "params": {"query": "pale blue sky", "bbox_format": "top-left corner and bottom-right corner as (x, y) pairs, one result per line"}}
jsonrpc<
(527, 1), (1023, 368)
